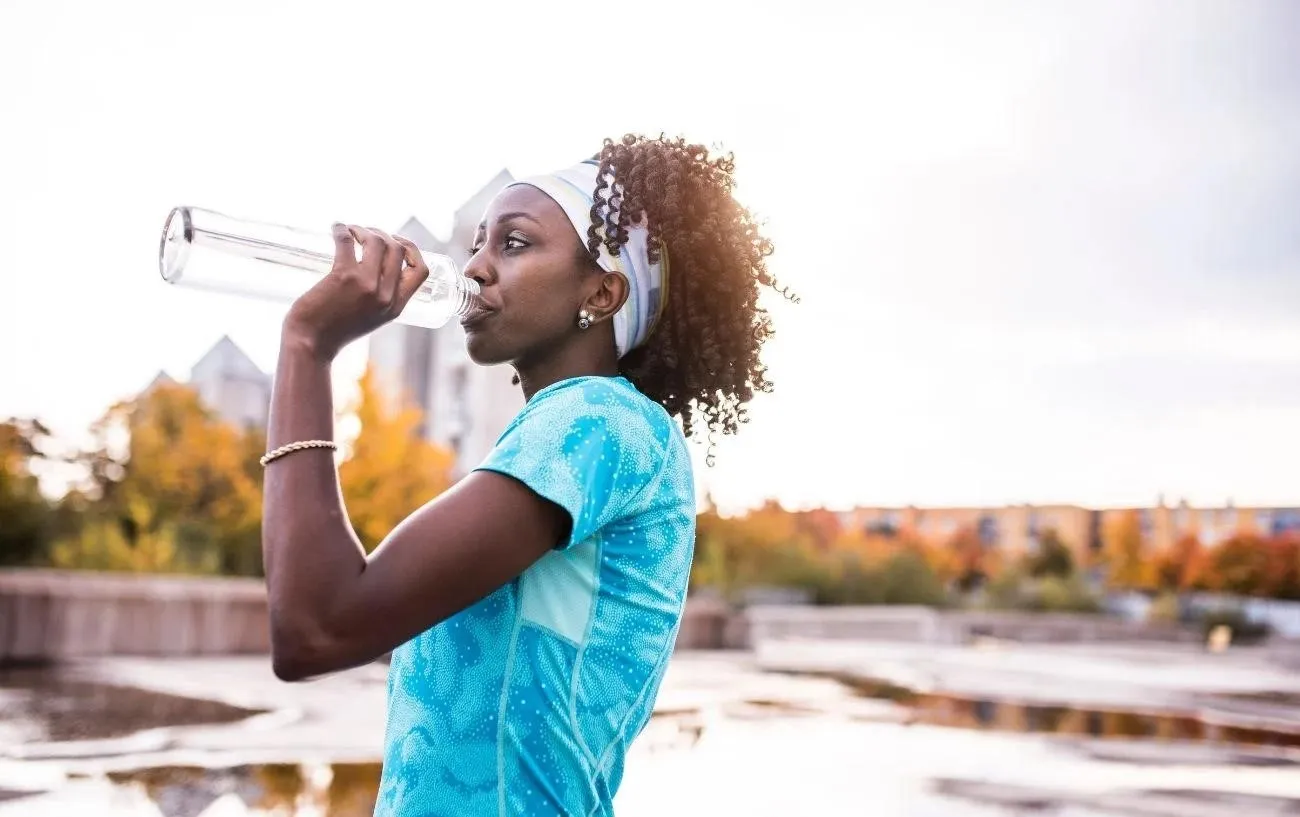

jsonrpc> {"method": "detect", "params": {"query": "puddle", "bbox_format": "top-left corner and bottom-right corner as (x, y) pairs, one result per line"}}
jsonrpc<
(4, 660), (1300, 815)
(0, 667), (265, 744)
(931, 777), (1300, 817)
(829, 674), (1300, 750)
(104, 763), (381, 817)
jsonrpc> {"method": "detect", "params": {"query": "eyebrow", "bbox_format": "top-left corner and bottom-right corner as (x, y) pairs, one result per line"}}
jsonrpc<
(477, 211), (543, 232)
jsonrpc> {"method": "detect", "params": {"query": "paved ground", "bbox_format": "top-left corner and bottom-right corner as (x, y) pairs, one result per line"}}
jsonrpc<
(1, 642), (1299, 816)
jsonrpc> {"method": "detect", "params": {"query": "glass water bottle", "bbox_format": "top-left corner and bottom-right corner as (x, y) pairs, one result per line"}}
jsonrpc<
(158, 206), (481, 329)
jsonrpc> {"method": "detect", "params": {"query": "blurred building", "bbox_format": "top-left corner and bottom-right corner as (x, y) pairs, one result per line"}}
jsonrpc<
(147, 335), (272, 431)
(841, 505), (1099, 564)
(843, 499), (1300, 562)
(1098, 500), (1300, 552)
(367, 170), (524, 477)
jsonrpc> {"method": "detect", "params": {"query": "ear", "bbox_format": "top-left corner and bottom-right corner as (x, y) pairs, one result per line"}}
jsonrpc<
(583, 271), (628, 323)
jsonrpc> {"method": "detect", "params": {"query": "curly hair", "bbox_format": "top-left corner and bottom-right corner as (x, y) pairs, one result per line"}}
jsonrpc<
(585, 134), (796, 459)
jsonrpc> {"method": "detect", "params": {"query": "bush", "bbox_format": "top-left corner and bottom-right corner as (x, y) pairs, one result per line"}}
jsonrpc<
(799, 550), (949, 607)
(983, 565), (1028, 609)
(1035, 574), (1102, 613)
(879, 550), (949, 606)
(1146, 591), (1181, 624)
(981, 567), (1101, 613)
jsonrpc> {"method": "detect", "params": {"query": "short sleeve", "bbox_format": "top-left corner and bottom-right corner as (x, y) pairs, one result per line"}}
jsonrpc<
(474, 379), (669, 550)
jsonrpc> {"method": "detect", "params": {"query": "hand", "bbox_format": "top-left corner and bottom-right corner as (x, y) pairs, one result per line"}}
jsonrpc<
(283, 224), (430, 361)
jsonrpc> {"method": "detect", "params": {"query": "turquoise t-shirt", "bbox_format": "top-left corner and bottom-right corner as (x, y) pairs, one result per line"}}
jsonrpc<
(375, 375), (696, 816)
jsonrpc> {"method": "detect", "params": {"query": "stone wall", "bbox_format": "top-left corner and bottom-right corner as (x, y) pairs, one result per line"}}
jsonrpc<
(0, 569), (744, 663)
(3, 569), (1212, 664)
(0, 569), (270, 664)
(744, 605), (1200, 646)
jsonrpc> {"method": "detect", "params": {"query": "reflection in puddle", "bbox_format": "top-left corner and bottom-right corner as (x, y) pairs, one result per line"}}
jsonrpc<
(831, 675), (1300, 749)
(107, 762), (381, 817)
(0, 668), (264, 743)
(5, 661), (1300, 816)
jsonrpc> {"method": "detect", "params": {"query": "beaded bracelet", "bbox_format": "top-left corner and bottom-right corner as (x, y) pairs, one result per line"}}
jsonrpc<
(259, 439), (337, 467)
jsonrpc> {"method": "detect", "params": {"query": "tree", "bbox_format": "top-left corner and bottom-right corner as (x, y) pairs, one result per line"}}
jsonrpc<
(1026, 528), (1074, 579)
(337, 364), (456, 551)
(0, 418), (54, 565)
(1155, 534), (1207, 592)
(943, 525), (994, 592)
(1209, 534), (1270, 597)
(50, 500), (217, 574)
(1262, 533), (1300, 600)
(67, 381), (264, 575)
(1103, 510), (1154, 590)
(878, 549), (948, 606)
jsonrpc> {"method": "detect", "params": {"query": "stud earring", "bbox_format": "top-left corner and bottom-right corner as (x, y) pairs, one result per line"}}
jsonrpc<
(577, 310), (593, 330)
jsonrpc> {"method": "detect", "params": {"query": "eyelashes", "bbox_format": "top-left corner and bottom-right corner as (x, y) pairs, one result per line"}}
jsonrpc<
(467, 233), (529, 256)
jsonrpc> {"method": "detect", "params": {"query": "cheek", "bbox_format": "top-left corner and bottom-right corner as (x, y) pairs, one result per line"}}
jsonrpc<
(504, 270), (579, 334)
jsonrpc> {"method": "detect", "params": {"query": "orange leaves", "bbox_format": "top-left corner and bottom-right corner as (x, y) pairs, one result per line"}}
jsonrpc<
(337, 364), (455, 552)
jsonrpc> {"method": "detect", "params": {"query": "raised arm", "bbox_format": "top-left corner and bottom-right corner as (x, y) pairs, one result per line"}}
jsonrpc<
(260, 225), (567, 681)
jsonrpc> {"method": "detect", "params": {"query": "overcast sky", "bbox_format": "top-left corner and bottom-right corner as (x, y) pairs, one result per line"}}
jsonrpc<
(1, 0), (1296, 514)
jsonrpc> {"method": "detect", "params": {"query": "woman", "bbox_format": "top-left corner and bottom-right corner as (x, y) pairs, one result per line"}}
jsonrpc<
(260, 133), (789, 815)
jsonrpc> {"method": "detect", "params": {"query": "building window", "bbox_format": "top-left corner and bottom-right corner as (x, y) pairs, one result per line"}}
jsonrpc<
(1201, 509), (1218, 546)
(1275, 509), (1300, 535)
(977, 515), (999, 547)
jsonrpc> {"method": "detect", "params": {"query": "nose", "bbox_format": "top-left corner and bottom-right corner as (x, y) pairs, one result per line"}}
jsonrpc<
(463, 249), (492, 287)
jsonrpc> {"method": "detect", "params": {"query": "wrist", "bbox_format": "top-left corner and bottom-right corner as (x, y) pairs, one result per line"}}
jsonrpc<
(280, 315), (336, 365)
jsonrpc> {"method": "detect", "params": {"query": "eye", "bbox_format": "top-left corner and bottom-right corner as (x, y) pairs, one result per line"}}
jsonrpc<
(503, 232), (529, 251)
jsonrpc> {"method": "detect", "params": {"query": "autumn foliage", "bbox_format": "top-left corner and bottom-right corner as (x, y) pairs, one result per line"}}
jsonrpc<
(338, 365), (456, 551)
(3, 369), (1299, 605)
(2, 365), (455, 575)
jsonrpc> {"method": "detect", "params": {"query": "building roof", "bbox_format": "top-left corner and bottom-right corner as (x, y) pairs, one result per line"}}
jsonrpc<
(188, 335), (269, 384)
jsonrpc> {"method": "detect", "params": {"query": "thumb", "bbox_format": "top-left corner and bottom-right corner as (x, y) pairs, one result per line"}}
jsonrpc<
(331, 223), (359, 268)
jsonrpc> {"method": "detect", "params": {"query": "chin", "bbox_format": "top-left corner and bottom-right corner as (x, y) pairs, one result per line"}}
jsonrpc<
(464, 330), (509, 367)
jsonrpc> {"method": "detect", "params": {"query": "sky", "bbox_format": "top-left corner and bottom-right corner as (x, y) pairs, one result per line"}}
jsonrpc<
(1, 0), (1297, 514)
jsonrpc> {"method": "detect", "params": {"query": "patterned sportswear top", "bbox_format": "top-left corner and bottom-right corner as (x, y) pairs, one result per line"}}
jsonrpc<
(375, 374), (696, 816)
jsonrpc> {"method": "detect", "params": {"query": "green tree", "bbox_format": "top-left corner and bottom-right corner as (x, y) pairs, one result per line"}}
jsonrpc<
(1026, 528), (1074, 579)
(879, 549), (948, 606)
(66, 381), (264, 575)
(0, 418), (54, 565)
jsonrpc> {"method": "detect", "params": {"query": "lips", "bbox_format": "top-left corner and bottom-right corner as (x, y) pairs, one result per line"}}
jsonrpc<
(460, 303), (496, 328)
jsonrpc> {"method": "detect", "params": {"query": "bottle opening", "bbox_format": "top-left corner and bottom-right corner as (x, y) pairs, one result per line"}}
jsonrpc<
(159, 207), (193, 283)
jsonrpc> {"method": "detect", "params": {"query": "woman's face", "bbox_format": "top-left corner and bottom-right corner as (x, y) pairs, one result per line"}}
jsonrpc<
(460, 184), (595, 368)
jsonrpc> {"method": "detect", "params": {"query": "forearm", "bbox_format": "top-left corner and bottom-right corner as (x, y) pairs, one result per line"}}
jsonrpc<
(262, 331), (366, 675)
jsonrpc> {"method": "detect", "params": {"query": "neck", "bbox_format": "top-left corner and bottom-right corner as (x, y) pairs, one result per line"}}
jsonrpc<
(515, 336), (620, 402)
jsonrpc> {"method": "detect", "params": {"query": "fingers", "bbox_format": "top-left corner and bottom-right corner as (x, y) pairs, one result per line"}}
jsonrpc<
(332, 225), (425, 317)
(363, 227), (405, 307)
(394, 236), (431, 306)
(351, 226), (384, 276)
(331, 223), (357, 268)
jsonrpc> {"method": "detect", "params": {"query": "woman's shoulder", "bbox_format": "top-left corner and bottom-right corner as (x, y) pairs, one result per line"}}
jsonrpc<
(518, 375), (680, 450)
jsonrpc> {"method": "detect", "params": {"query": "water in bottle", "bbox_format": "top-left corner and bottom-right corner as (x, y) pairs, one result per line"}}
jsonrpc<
(158, 206), (482, 329)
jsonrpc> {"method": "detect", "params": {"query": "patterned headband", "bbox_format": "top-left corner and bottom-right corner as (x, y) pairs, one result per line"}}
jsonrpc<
(512, 159), (668, 358)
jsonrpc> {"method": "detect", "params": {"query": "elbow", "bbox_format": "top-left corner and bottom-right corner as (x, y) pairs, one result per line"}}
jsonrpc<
(272, 654), (308, 683)
(269, 618), (340, 682)
(271, 645), (314, 682)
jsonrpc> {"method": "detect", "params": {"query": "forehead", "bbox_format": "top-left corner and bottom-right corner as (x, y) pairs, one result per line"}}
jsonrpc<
(478, 184), (569, 231)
